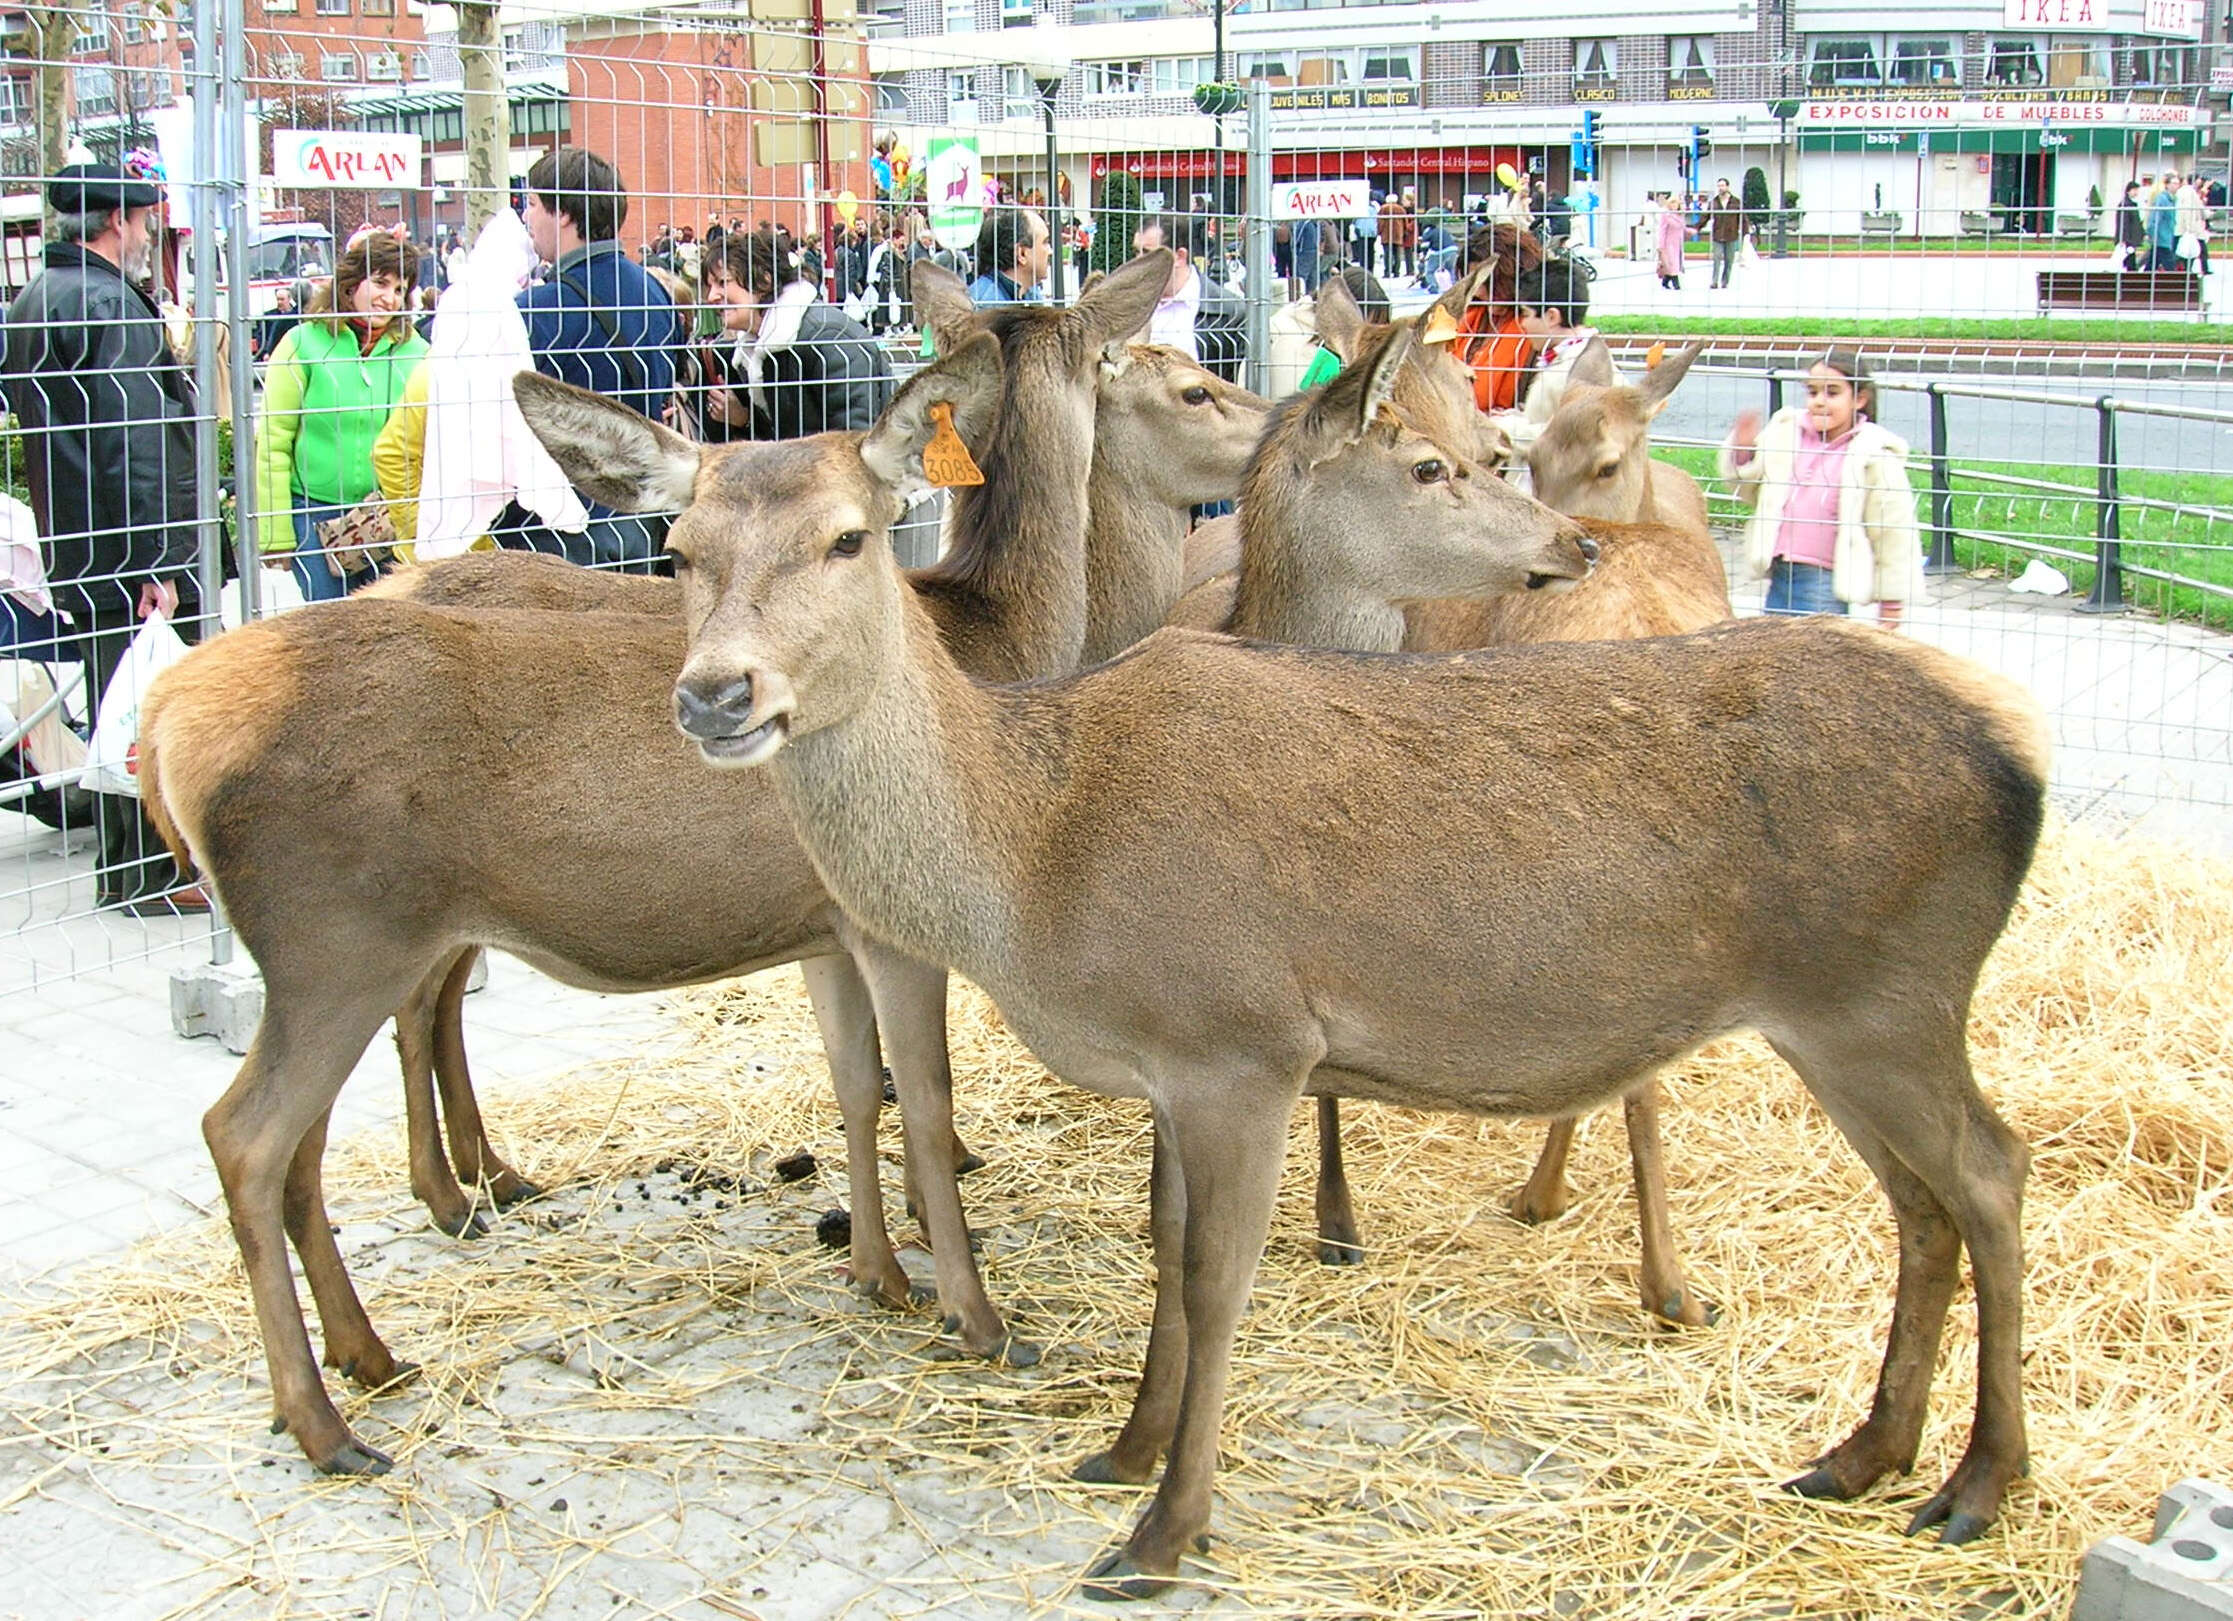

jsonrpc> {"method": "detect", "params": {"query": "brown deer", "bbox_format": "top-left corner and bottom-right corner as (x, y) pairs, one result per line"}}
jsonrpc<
(138, 255), (1259, 1478)
(358, 331), (1266, 1241)
(544, 329), (2040, 1593)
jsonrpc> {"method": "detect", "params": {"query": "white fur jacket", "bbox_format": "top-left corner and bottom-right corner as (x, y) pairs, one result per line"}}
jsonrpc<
(1716, 411), (1927, 605)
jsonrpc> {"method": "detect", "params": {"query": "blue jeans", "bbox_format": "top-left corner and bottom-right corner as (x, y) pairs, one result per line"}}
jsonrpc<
(497, 510), (669, 574)
(1762, 558), (1845, 618)
(290, 501), (355, 602)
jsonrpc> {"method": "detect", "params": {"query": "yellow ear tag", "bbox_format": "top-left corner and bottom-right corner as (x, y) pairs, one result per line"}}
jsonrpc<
(1421, 304), (1461, 346)
(922, 400), (984, 488)
(1645, 341), (1667, 370)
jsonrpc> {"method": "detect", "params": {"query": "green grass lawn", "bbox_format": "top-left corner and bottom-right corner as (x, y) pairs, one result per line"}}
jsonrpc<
(1652, 444), (2233, 630)
(1597, 315), (2229, 345)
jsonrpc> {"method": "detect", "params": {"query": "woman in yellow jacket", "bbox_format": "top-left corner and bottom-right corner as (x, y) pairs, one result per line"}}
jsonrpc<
(256, 229), (427, 599)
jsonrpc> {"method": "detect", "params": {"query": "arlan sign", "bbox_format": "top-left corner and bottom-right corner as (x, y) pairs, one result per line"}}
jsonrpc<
(273, 131), (425, 190)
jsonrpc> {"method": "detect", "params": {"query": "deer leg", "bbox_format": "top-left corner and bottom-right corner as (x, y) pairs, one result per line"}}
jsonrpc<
(203, 990), (398, 1476)
(1508, 1117), (1578, 1225)
(1773, 1022), (2029, 1544)
(282, 1106), (412, 1394)
(1084, 1078), (1298, 1601)
(396, 957), (482, 1239)
(1313, 1097), (1363, 1266)
(1074, 1121), (1186, 1487)
(430, 948), (538, 1207)
(1623, 1084), (1710, 1328)
(859, 947), (1029, 1364)
(801, 952), (921, 1314)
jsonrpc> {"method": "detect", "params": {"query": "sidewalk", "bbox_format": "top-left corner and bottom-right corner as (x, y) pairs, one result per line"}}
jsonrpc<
(0, 556), (2226, 1619)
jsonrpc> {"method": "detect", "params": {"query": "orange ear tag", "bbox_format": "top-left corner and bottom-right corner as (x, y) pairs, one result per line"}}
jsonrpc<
(922, 400), (984, 488)
(1645, 341), (1666, 370)
(1420, 304), (1461, 346)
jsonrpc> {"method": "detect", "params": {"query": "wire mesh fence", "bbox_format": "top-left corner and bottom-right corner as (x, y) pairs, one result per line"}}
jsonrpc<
(2, 0), (2231, 996)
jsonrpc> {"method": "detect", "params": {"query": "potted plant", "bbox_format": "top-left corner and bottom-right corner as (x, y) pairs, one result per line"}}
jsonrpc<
(1192, 81), (1245, 118)
(1779, 187), (1804, 233)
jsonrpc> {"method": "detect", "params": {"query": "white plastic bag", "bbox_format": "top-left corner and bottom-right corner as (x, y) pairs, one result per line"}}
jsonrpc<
(1739, 235), (1760, 268)
(83, 613), (188, 798)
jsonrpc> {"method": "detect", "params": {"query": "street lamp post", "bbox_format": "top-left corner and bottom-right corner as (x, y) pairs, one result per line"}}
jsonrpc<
(1024, 46), (1072, 303)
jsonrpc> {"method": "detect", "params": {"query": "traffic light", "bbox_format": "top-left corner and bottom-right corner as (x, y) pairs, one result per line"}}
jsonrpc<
(1581, 108), (1600, 177)
(1693, 124), (1712, 160)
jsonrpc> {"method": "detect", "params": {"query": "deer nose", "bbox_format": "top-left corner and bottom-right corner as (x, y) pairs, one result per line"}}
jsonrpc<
(675, 674), (756, 739)
(1571, 528), (1601, 566)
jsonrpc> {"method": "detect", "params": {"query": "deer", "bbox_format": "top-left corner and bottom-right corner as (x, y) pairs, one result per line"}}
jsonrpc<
(531, 325), (2043, 1595)
(357, 327), (1265, 1243)
(137, 254), (1271, 1479)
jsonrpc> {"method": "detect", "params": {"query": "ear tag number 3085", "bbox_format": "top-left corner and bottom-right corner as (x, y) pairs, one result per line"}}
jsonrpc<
(924, 401), (985, 488)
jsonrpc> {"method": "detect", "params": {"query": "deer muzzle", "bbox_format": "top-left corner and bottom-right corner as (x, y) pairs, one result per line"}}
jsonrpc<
(674, 669), (793, 768)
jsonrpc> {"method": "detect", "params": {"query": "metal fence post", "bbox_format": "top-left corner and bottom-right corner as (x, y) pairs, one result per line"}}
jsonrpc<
(1924, 380), (1957, 574)
(223, 0), (262, 621)
(1243, 80), (1271, 401)
(1766, 369), (1783, 417)
(2076, 395), (2126, 614)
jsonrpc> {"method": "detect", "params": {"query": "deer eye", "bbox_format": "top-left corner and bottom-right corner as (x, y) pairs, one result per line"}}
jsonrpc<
(829, 530), (868, 559)
(1412, 458), (1446, 484)
(1596, 462), (1620, 480)
(1182, 385), (1212, 406)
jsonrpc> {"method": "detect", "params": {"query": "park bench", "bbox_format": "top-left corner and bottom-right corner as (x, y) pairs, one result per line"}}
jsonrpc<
(2035, 269), (2204, 315)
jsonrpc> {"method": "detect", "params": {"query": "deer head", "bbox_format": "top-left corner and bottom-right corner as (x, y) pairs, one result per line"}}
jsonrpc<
(1525, 340), (1700, 523)
(1096, 342), (1269, 511)
(1311, 265), (1508, 470)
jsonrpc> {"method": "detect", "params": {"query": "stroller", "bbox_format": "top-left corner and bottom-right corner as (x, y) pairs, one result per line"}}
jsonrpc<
(2, 508), (95, 834)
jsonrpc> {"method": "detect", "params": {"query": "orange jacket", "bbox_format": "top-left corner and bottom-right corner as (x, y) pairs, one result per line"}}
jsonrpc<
(1456, 307), (1536, 414)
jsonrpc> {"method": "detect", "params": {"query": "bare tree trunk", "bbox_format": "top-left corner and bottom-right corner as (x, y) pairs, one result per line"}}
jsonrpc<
(29, 3), (71, 236)
(457, 1), (508, 240)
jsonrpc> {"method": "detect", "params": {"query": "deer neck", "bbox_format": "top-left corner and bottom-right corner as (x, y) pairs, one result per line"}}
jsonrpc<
(1082, 456), (1190, 665)
(931, 367), (1097, 680)
(1227, 493), (1410, 653)
(769, 589), (1040, 982)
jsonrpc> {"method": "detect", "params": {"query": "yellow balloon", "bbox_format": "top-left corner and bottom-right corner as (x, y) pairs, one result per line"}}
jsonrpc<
(1495, 162), (1520, 190)
(835, 189), (860, 225)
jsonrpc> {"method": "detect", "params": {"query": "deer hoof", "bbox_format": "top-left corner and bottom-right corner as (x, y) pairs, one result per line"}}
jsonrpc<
(1904, 1479), (2000, 1544)
(1080, 1550), (1174, 1603)
(1651, 1291), (1716, 1329)
(1316, 1237), (1365, 1267)
(315, 1439), (396, 1478)
(493, 1177), (543, 1207)
(995, 1335), (1043, 1369)
(955, 1151), (987, 1176)
(1071, 1450), (1153, 1487)
(435, 1209), (490, 1241)
(1781, 1464), (1854, 1502)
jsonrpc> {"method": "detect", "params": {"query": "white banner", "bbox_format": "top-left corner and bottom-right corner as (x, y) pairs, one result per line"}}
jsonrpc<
(1271, 180), (1371, 222)
(1802, 98), (2209, 128)
(272, 129), (423, 190)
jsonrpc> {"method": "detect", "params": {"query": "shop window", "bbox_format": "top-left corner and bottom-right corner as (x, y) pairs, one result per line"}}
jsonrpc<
(1668, 36), (1715, 93)
(1888, 37), (1957, 87)
(1987, 37), (2044, 86)
(1242, 54), (1295, 85)
(1807, 36), (1882, 87)
(2048, 37), (2108, 88)
(1482, 42), (1522, 97)
(1362, 48), (1416, 83)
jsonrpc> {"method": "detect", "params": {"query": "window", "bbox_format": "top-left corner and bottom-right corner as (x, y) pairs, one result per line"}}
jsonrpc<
(1986, 37), (2043, 86)
(1002, 65), (1038, 119)
(410, 49), (430, 78)
(1295, 51), (1350, 86)
(314, 0), (350, 14)
(122, 6), (144, 42)
(943, 0), (975, 33)
(262, 0), (297, 12)
(1242, 53), (1294, 84)
(73, 15), (109, 54)
(72, 67), (115, 114)
(1574, 39), (1617, 87)
(874, 74), (911, 113)
(366, 51), (401, 80)
(321, 50), (358, 82)
(1362, 48), (1416, 82)
(268, 49), (304, 80)
(1085, 60), (1147, 97)
(946, 67), (978, 122)
(1808, 36), (1883, 87)
(1668, 35), (1715, 92)
(1885, 37), (1956, 87)
(1001, 0), (1033, 26)
(1150, 57), (1211, 93)
(1482, 42), (1522, 96)
(0, 75), (30, 124)
(2048, 37), (2108, 87)
(362, 0), (395, 14)
(2126, 43), (2190, 88)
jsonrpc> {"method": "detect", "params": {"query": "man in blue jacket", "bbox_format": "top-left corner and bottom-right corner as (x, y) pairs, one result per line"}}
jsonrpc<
(510, 146), (682, 570)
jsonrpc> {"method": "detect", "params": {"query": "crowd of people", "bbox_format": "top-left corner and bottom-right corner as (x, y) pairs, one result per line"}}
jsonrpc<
(2, 137), (2195, 914)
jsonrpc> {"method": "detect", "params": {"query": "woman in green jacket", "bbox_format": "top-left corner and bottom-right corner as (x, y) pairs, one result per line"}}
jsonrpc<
(256, 229), (427, 600)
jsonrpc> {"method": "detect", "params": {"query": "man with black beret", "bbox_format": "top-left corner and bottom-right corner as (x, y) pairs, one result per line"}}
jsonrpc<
(2, 159), (205, 914)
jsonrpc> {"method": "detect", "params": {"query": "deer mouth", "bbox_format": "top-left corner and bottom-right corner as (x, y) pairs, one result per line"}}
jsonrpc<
(1524, 567), (1582, 592)
(697, 711), (791, 767)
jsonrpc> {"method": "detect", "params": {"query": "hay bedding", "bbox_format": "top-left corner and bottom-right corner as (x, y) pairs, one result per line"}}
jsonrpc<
(0, 825), (2226, 1619)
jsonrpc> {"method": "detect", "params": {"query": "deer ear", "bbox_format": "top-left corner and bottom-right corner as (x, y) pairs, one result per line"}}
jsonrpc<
(513, 371), (699, 513)
(1076, 249), (1170, 348)
(1077, 269), (1107, 299)
(1631, 340), (1701, 419)
(1099, 338), (1133, 379)
(1567, 337), (1617, 389)
(859, 331), (1002, 502)
(1306, 322), (1415, 452)
(1312, 277), (1366, 362)
(908, 259), (979, 357)
(1436, 260), (1491, 324)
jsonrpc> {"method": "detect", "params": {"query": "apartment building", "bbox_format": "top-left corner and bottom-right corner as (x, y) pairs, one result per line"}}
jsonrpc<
(864, 0), (2225, 234)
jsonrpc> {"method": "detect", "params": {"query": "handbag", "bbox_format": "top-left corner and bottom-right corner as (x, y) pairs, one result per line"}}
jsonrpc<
(315, 499), (399, 579)
(2176, 234), (2202, 261)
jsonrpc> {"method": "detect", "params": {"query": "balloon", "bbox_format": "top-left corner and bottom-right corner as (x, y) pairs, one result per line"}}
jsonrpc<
(835, 189), (860, 226)
(1495, 161), (1520, 190)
